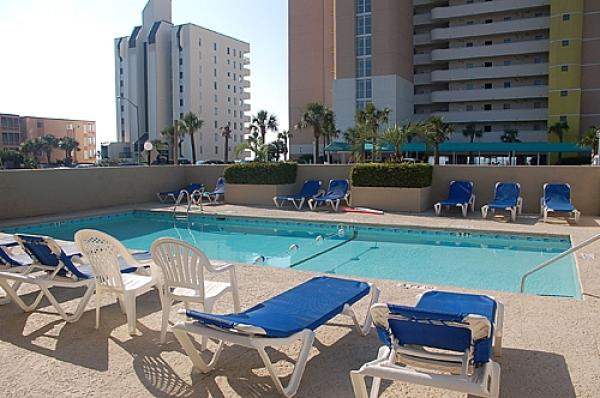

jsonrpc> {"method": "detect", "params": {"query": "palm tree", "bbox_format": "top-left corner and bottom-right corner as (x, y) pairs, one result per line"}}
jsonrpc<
(20, 137), (44, 164)
(40, 134), (59, 164)
(161, 121), (185, 164)
(344, 127), (365, 163)
(250, 110), (278, 143)
(578, 126), (600, 157)
(356, 103), (391, 161)
(382, 124), (411, 161)
(58, 137), (80, 165)
(182, 112), (203, 164)
(296, 102), (330, 164)
(422, 116), (453, 165)
(221, 125), (232, 163)
(501, 129), (521, 165)
(548, 121), (569, 161)
(462, 123), (483, 164)
(235, 131), (269, 162)
(277, 130), (292, 161)
(323, 110), (338, 162)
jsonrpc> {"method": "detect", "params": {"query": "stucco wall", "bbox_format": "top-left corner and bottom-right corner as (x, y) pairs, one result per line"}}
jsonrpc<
(0, 166), (185, 220)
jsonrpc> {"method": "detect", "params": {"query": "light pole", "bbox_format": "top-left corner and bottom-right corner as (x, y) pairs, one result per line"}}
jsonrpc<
(117, 96), (140, 164)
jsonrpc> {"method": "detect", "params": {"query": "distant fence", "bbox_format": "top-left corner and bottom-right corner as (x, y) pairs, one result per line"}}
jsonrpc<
(1, 164), (599, 220)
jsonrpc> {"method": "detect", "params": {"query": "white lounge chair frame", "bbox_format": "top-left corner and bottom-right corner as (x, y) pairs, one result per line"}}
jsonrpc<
(172, 284), (380, 398)
(0, 237), (95, 322)
(307, 190), (350, 212)
(540, 183), (581, 223)
(434, 182), (476, 218)
(481, 183), (523, 222)
(273, 196), (308, 210)
(75, 230), (157, 335)
(351, 294), (504, 398)
(150, 238), (241, 344)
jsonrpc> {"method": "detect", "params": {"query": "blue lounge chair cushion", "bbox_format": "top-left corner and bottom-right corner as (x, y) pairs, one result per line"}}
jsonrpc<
(0, 246), (32, 267)
(544, 184), (576, 212)
(16, 235), (140, 279)
(187, 276), (370, 338)
(438, 181), (473, 206)
(487, 183), (519, 209)
(160, 183), (203, 197)
(275, 180), (321, 201)
(379, 291), (496, 365)
(312, 180), (349, 203)
(204, 177), (225, 197)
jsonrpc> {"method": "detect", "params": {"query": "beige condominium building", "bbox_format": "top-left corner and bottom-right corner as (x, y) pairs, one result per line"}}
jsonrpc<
(289, 0), (600, 157)
(0, 114), (96, 163)
(115, 0), (251, 162)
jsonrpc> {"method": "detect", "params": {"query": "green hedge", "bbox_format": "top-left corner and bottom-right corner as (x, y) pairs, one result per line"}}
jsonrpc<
(224, 162), (297, 185)
(351, 163), (433, 188)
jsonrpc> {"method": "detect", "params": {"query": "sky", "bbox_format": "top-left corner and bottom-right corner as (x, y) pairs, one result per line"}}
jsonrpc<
(0, 0), (288, 144)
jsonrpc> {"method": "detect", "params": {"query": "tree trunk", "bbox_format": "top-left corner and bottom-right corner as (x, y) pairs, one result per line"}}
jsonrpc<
(174, 129), (179, 166)
(190, 129), (197, 164)
(313, 131), (320, 164)
(434, 145), (439, 165)
(224, 136), (229, 163)
(260, 126), (266, 143)
(46, 151), (52, 164)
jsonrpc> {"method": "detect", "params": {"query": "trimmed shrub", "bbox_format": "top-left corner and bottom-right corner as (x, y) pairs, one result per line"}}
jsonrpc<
(351, 163), (433, 188)
(224, 162), (297, 185)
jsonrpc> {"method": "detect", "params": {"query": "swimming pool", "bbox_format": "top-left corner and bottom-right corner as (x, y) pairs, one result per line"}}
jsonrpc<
(5, 211), (580, 298)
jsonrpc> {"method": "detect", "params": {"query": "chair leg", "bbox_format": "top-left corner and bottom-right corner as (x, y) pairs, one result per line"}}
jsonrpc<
(95, 290), (101, 330)
(160, 295), (172, 344)
(125, 292), (137, 335)
(172, 327), (225, 373)
(511, 208), (516, 222)
(481, 206), (488, 219)
(434, 203), (441, 216)
(461, 204), (468, 217)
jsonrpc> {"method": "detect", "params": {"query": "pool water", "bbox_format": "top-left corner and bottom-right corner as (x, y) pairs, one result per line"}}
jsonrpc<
(6, 211), (580, 298)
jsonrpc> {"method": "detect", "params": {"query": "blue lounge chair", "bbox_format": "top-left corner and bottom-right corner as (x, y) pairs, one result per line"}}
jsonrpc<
(157, 183), (203, 203)
(541, 183), (580, 223)
(481, 182), (523, 222)
(0, 234), (146, 322)
(0, 240), (32, 270)
(308, 179), (350, 212)
(201, 177), (225, 205)
(172, 276), (380, 397)
(273, 180), (322, 210)
(351, 291), (504, 398)
(434, 180), (475, 217)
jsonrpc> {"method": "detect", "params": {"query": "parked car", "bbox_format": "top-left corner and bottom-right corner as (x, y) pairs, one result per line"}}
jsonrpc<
(195, 160), (225, 165)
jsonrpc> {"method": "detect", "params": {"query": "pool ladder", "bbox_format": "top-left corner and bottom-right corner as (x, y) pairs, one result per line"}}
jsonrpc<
(173, 188), (203, 221)
(520, 232), (600, 293)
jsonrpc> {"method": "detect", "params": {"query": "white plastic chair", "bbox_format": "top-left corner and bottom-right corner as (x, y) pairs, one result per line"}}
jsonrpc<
(150, 238), (241, 344)
(74, 230), (158, 335)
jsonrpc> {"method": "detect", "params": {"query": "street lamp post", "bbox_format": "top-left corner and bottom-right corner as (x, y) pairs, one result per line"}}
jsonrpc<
(117, 96), (140, 164)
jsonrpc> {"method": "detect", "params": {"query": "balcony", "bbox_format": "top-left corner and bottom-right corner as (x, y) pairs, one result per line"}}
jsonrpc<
(414, 93), (433, 105)
(241, 79), (251, 88)
(431, 63), (548, 82)
(243, 103), (251, 112)
(414, 53), (433, 65)
(430, 108), (548, 123)
(431, 86), (548, 102)
(432, 0), (550, 20)
(243, 56), (250, 65)
(431, 17), (549, 41)
(414, 73), (433, 85)
(241, 67), (251, 76)
(413, 13), (433, 26)
(414, 33), (432, 46)
(413, 0), (447, 6)
(431, 40), (549, 61)
(242, 92), (251, 100)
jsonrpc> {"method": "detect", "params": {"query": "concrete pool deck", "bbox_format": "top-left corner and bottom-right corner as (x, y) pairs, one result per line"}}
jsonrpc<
(1, 204), (600, 397)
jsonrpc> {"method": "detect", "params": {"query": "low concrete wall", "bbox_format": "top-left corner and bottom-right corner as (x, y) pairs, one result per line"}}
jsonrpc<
(183, 165), (227, 190)
(351, 186), (432, 212)
(225, 183), (295, 206)
(432, 166), (600, 215)
(0, 166), (185, 220)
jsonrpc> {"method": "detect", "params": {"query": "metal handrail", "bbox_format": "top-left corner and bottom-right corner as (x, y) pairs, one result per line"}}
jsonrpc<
(520, 233), (600, 293)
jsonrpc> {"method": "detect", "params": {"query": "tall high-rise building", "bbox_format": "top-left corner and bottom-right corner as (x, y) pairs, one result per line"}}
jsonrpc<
(115, 0), (251, 162)
(289, 0), (600, 157)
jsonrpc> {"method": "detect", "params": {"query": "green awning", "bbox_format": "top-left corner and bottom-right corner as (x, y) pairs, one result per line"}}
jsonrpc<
(324, 141), (591, 154)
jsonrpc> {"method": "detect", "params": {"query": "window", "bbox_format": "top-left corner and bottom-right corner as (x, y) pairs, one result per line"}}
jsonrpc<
(484, 125), (492, 133)
(466, 63), (474, 69)
(534, 102), (542, 109)
(356, 0), (371, 14)
(563, 14), (571, 21)
(504, 60), (512, 66)
(214, 82), (217, 90)
(504, 103), (511, 110)
(120, 80), (124, 87)
(562, 40), (569, 47)
(466, 42), (474, 47)
(466, 21), (474, 25)
(233, 49), (237, 56)
(179, 99), (184, 107)
(484, 61), (493, 67)
(179, 58), (183, 65)
(534, 79), (542, 86)
(356, 58), (372, 78)
(484, 83), (493, 89)
(356, 79), (372, 99)
(214, 107), (218, 116)
(179, 72), (183, 79)
(561, 65), (569, 72)
(214, 56), (217, 64)
(356, 14), (372, 35)
(504, 81), (511, 88)
(119, 68), (123, 75)
(484, 104), (492, 111)
(560, 115), (568, 123)
(215, 146), (218, 154)
(356, 36), (372, 56)
(214, 120), (218, 128)
(36, 120), (44, 129)
(504, 38), (512, 44)
(534, 58), (543, 64)
(466, 105), (473, 111)
(214, 69), (217, 77)
(560, 90), (568, 97)
(227, 47), (230, 55)
(179, 85), (183, 93)
(179, 113), (184, 119)
(213, 43), (217, 51)
(214, 94), (218, 102)
(485, 19), (493, 24)
(485, 40), (493, 46)
(504, 16), (512, 21)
